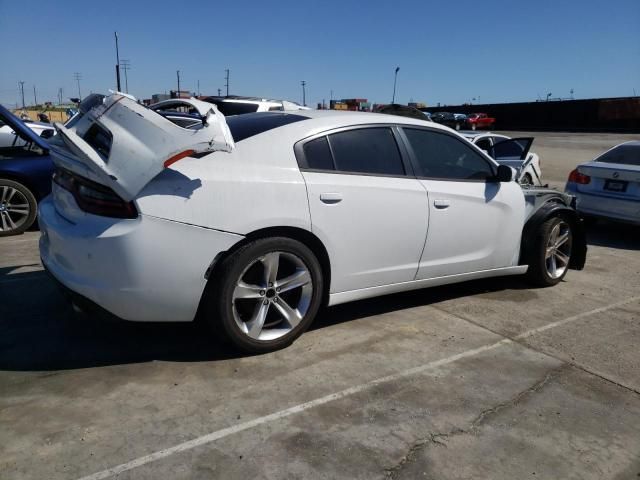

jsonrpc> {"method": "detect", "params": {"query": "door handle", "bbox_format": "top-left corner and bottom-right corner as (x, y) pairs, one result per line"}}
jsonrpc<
(320, 193), (342, 204)
(433, 199), (450, 209)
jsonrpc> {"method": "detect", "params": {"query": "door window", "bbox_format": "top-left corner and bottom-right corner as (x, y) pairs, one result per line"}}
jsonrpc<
(297, 127), (406, 176)
(404, 128), (495, 180)
(328, 128), (405, 176)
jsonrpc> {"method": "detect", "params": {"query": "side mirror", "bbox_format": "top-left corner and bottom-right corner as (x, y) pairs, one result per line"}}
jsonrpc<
(494, 164), (515, 182)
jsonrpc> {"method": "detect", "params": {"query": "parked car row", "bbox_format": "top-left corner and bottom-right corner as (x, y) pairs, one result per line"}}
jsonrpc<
(429, 112), (496, 131)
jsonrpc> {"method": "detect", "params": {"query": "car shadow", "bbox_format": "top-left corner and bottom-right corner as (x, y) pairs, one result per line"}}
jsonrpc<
(586, 220), (640, 251)
(0, 266), (533, 372)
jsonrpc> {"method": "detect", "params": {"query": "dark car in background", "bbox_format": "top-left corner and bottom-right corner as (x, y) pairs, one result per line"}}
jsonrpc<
(374, 104), (432, 121)
(0, 105), (53, 236)
(430, 111), (467, 130)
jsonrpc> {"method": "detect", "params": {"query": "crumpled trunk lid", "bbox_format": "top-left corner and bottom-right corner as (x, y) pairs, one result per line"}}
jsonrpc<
(48, 93), (234, 202)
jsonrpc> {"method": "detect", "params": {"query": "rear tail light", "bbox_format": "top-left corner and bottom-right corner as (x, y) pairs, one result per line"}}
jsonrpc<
(568, 169), (591, 185)
(53, 169), (138, 219)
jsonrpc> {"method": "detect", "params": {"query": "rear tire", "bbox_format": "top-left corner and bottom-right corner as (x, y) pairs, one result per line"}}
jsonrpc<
(205, 237), (324, 353)
(0, 179), (37, 237)
(525, 216), (573, 287)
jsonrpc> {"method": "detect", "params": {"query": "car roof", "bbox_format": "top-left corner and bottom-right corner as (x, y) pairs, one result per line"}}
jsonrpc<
(291, 109), (453, 130)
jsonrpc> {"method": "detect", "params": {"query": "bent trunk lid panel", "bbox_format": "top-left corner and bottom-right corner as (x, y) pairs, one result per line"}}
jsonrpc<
(49, 94), (234, 202)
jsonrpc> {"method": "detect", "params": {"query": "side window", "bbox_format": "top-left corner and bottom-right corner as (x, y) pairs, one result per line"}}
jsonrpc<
(327, 128), (405, 176)
(474, 138), (492, 152)
(303, 136), (334, 170)
(404, 128), (495, 180)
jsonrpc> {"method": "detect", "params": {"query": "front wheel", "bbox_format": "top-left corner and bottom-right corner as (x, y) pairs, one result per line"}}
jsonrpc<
(206, 237), (324, 353)
(525, 216), (573, 287)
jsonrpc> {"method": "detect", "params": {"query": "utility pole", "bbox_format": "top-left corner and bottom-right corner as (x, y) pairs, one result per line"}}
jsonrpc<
(392, 66), (400, 104)
(74, 73), (82, 101)
(224, 69), (230, 96)
(217, 88), (221, 96)
(301, 80), (306, 106)
(33, 85), (38, 106)
(121, 59), (131, 93)
(114, 31), (122, 92)
(176, 70), (181, 96)
(58, 87), (63, 105)
(197, 79), (200, 97)
(18, 81), (25, 108)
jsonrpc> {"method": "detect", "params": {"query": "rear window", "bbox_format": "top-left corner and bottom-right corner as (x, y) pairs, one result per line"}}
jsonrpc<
(596, 144), (640, 166)
(210, 101), (259, 116)
(225, 112), (308, 142)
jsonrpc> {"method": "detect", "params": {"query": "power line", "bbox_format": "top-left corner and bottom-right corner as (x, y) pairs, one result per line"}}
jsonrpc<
(73, 72), (82, 101)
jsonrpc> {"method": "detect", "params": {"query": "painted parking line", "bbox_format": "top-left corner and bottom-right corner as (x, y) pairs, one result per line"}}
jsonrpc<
(76, 295), (640, 480)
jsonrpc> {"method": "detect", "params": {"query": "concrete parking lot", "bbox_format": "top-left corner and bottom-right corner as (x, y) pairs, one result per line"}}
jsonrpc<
(1, 131), (639, 480)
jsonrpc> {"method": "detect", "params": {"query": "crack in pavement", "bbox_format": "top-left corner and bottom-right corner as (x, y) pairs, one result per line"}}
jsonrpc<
(430, 303), (640, 396)
(384, 365), (567, 479)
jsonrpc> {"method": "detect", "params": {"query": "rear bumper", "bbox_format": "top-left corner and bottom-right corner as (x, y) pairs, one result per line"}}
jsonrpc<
(38, 197), (243, 322)
(569, 188), (640, 225)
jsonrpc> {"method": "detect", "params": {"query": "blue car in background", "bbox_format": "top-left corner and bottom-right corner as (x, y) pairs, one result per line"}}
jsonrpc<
(0, 104), (53, 236)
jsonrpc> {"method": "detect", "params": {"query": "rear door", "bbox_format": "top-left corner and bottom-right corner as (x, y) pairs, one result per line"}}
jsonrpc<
(296, 126), (429, 293)
(400, 127), (525, 279)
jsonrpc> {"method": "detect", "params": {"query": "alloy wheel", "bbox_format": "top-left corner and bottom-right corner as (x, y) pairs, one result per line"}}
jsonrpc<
(231, 251), (313, 341)
(545, 220), (572, 279)
(0, 186), (31, 233)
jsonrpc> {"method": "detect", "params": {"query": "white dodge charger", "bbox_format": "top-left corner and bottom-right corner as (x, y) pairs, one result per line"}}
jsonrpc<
(39, 94), (586, 352)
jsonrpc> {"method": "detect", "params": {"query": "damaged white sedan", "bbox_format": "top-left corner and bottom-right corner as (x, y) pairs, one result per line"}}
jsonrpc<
(39, 94), (586, 353)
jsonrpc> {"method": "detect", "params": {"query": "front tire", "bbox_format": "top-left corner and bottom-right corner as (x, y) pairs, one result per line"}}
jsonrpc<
(525, 216), (573, 287)
(0, 179), (37, 237)
(206, 237), (324, 353)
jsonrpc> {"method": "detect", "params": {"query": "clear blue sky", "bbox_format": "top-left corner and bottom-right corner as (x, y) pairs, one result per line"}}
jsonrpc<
(1, 0), (638, 108)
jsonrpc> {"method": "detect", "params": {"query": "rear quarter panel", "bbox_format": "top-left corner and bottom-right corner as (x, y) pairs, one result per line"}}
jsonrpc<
(0, 154), (54, 200)
(135, 130), (311, 234)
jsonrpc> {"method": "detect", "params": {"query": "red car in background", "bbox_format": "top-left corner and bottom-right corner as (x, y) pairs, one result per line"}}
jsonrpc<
(465, 113), (495, 130)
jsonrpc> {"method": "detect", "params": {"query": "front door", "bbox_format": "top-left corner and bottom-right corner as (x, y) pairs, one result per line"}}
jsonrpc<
(400, 127), (525, 279)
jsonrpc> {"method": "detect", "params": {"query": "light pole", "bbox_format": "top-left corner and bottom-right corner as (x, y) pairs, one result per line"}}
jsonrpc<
(301, 80), (306, 106)
(225, 69), (230, 96)
(392, 67), (400, 104)
(114, 31), (122, 92)
(176, 70), (181, 96)
(546, 92), (552, 102)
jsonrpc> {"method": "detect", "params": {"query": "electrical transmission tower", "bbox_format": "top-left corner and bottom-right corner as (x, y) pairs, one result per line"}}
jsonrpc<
(73, 72), (82, 101)
(18, 81), (26, 108)
(121, 60), (131, 93)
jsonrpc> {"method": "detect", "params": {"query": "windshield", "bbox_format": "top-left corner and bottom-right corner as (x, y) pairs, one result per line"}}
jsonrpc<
(595, 144), (640, 166)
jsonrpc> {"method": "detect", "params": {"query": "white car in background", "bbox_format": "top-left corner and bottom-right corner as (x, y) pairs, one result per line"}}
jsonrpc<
(0, 115), (55, 147)
(39, 94), (586, 353)
(201, 95), (310, 116)
(461, 131), (543, 186)
(566, 141), (640, 225)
